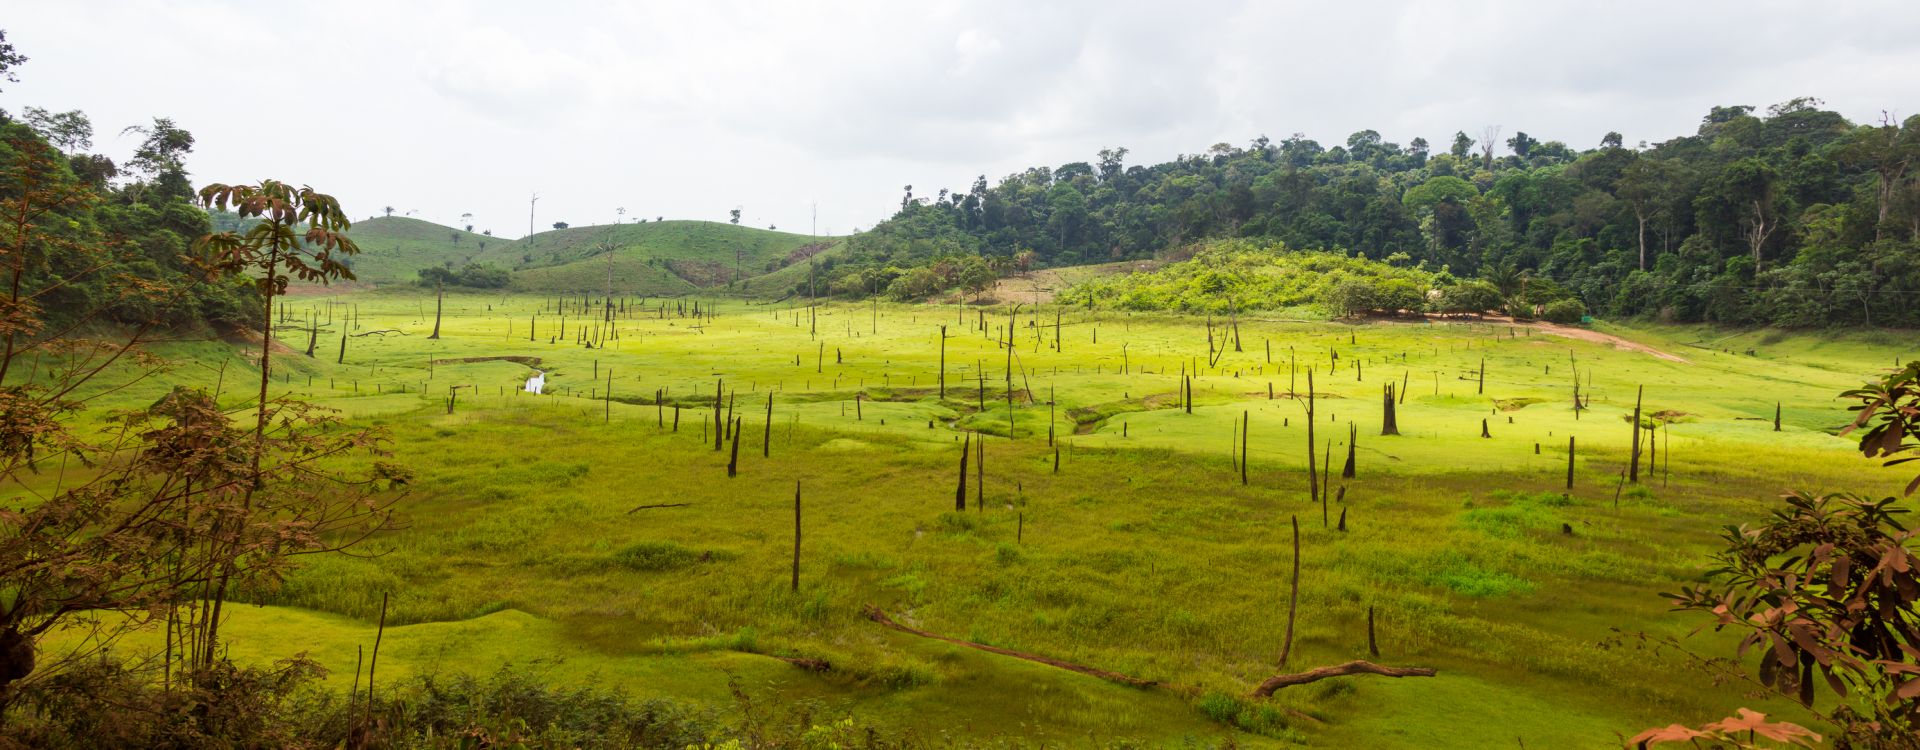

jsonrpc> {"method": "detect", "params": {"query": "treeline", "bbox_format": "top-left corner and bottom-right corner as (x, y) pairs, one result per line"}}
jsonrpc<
(417, 261), (510, 289)
(1, 104), (258, 331)
(814, 98), (1920, 327)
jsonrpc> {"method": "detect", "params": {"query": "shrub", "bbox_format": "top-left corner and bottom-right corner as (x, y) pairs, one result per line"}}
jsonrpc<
(1433, 280), (1503, 314)
(1541, 298), (1586, 324)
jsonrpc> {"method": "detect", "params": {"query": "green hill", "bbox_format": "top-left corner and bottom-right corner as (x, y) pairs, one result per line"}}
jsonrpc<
(342, 216), (499, 285)
(477, 221), (835, 294)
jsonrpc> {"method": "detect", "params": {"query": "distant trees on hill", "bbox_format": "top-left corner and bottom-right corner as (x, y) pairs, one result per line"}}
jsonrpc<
(815, 99), (1920, 327)
(418, 262), (509, 289)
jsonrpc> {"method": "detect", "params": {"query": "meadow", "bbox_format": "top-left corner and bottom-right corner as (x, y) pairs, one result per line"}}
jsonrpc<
(59, 290), (1920, 747)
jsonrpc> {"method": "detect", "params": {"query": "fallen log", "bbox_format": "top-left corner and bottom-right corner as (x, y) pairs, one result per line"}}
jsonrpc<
(861, 605), (1156, 688)
(351, 329), (408, 337)
(767, 654), (831, 672)
(1250, 660), (1436, 697)
(626, 503), (695, 513)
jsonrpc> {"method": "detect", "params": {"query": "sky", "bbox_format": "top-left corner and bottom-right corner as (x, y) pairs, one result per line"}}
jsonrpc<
(7, 0), (1920, 239)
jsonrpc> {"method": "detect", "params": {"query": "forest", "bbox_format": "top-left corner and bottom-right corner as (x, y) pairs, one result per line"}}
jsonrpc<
(813, 101), (1920, 328)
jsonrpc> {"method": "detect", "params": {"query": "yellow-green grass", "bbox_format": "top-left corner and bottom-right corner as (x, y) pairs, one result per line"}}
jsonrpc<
(32, 293), (1920, 747)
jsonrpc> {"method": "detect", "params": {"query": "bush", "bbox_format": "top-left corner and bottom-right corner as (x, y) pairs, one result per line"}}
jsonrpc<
(1541, 298), (1586, 324)
(1433, 280), (1503, 315)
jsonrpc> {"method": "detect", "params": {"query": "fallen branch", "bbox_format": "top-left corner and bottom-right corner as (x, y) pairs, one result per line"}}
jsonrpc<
(862, 605), (1156, 688)
(626, 503), (694, 513)
(352, 329), (407, 337)
(1250, 660), (1436, 697)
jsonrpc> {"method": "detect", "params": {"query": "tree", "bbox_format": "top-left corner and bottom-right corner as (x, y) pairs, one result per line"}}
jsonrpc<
(1834, 113), (1920, 240)
(1719, 157), (1783, 268)
(1450, 131), (1475, 160)
(383, 205), (395, 217)
(1, 130), (402, 706)
(1505, 131), (1537, 160)
(460, 211), (473, 231)
(20, 108), (91, 153)
(1600, 131), (1624, 150)
(1616, 157), (1675, 271)
(728, 208), (740, 225)
(0, 29), (25, 96)
(120, 118), (194, 203)
(551, 221), (569, 230)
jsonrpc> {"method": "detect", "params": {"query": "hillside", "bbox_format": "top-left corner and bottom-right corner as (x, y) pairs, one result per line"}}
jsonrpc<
(475, 220), (837, 293)
(341, 216), (499, 284)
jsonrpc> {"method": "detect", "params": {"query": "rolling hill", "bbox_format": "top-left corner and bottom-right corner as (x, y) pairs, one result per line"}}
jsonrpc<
(476, 220), (838, 294)
(340, 216), (499, 285)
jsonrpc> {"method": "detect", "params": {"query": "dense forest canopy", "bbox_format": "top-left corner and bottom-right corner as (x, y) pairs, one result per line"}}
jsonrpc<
(817, 99), (1920, 327)
(1, 91), (258, 332)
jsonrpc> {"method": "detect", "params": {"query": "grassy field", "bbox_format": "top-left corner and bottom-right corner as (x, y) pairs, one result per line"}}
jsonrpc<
(51, 290), (1920, 746)
(470, 220), (838, 293)
(340, 216), (499, 284)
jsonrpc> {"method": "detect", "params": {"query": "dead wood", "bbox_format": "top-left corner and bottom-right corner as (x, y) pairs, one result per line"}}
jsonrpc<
(1250, 660), (1436, 697)
(626, 503), (694, 513)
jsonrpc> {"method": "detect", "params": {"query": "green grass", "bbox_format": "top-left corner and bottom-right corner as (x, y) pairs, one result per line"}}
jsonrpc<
(38, 294), (1920, 747)
(467, 220), (837, 293)
(341, 216), (499, 284)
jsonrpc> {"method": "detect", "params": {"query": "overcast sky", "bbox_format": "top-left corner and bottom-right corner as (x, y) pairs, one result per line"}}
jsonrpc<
(8, 0), (1920, 239)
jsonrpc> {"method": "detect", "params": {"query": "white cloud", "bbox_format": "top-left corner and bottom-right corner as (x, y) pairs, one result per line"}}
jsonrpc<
(5, 0), (1918, 238)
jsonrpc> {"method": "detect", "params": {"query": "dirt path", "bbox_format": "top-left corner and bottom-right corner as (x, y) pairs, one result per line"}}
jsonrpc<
(1520, 321), (1689, 363)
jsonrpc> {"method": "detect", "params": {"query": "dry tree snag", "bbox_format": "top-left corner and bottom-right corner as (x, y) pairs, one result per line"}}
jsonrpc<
(1629, 385), (1644, 483)
(1305, 370), (1318, 502)
(727, 416), (742, 477)
(1342, 423), (1356, 479)
(1381, 383), (1399, 435)
(862, 605), (1157, 688)
(956, 433), (970, 511)
(712, 379), (724, 451)
(1250, 660), (1436, 697)
(1567, 436), (1576, 489)
(428, 280), (443, 339)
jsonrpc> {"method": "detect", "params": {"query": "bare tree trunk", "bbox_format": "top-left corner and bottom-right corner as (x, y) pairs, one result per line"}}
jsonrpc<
(429, 281), (443, 339)
(1629, 385), (1643, 483)
(790, 481), (801, 592)
(1381, 384), (1399, 435)
(956, 434), (969, 511)
(1279, 515), (1300, 667)
(1305, 370), (1317, 503)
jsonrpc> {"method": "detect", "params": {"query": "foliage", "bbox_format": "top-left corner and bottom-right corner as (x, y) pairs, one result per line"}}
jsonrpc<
(841, 101), (1920, 328)
(0, 105), (404, 711)
(3, 657), (921, 749)
(1842, 362), (1920, 495)
(418, 262), (509, 289)
(1630, 708), (1821, 748)
(1540, 298), (1586, 324)
(1059, 238), (1442, 315)
(1666, 491), (1920, 738)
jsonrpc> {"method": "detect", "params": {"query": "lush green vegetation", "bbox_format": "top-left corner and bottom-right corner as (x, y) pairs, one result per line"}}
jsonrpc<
(815, 102), (1920, 328)
(472, 220), (837, 294)
(7, 30), (1920, 749)
(1059, 239), (1442, 316)
(22, 284), (1920, 746)
(341, 215), (499, 285)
